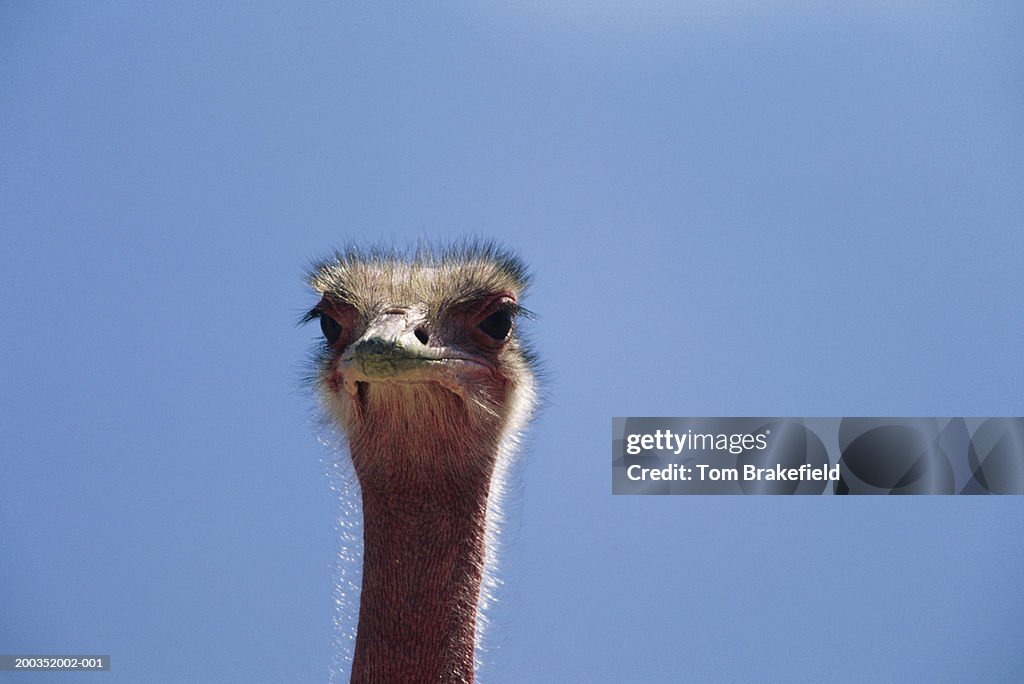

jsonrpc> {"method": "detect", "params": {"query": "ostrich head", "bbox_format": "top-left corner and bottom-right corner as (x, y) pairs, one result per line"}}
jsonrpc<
(305, 243), (538, 683)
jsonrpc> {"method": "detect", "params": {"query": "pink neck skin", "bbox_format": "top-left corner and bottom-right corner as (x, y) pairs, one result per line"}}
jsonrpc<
(347, 384), (503, 684)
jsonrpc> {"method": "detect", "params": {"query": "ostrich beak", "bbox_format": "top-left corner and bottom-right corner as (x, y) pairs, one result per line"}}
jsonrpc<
(338, 312), (492, 400)
(342, 312), (431, 378)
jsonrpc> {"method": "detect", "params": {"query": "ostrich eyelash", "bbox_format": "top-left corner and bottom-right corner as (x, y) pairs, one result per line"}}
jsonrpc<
(503, 303), (534, 320)
(300, 308), (322, 325)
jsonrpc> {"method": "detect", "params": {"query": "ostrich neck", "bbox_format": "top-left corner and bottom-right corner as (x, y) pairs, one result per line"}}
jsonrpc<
(348, 386), (501, 683)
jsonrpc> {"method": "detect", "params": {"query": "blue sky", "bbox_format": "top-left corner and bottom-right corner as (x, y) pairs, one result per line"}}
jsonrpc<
(2, 2), (1022, 681)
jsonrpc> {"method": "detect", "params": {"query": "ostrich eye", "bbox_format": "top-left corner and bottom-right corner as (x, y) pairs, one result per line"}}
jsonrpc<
(320, 314), (343, 346)
(479, 309), (513, 341)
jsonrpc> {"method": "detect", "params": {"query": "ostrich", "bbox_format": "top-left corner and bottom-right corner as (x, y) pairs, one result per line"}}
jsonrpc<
(304, 243), (538, 683)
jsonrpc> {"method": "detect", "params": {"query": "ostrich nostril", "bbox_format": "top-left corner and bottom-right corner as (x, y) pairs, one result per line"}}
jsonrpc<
(414, 327), (429, 345)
